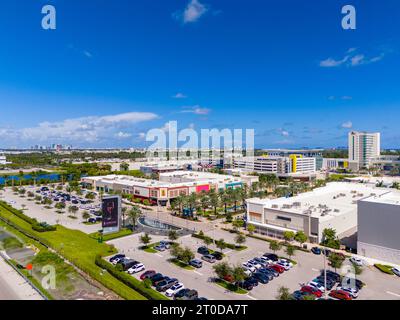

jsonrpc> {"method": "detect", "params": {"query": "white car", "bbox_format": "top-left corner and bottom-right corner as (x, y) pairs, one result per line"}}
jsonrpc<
(165, 283), (184, 297)
(308, 281), (325, 292)
(127, 263), (145, 274)
(247, 260), (262, 269)
(350, 257), (365, 266)
(242, 263), (256, 273)
(392, 267), (400, 277)
(260, 256), (273, 264)
(242, 268), (252, 277)
(277, 259), (293, 270)
(337, 286), (359, 299)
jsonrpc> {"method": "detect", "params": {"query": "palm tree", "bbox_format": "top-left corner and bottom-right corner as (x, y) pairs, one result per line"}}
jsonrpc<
(140, 233), (152, 248)
(187, 193), (198, 218)
(121, 207), (128, 227)
(168, 230), (178, 241)
(199, 192), (210, 215)
(219, 190), (231, 214)
(276, 286), (292, 300)
(234, 233), (246, 247)
(174, 195), (185, 215)
(209, 190), (220, 215)
(127, 206), (141, 230)
(18, 171), (24, 187)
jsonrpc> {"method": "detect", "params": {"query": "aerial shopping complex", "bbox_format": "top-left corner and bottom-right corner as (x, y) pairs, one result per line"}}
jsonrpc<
(1, 0), (399, 308)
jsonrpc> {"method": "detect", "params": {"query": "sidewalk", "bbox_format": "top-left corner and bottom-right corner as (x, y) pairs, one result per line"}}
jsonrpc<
(0, 254), (43, 300)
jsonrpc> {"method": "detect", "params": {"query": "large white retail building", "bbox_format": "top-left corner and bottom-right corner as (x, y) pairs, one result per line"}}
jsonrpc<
(246, 182), (389, 245)
(358, 191), (400, 265)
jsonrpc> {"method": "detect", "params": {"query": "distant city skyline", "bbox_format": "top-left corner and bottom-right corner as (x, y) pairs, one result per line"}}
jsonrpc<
(0, 1), (399, 149)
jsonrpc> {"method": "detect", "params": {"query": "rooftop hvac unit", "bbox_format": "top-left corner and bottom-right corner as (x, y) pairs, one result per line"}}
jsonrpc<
(272, 204), (279, 209)
(334, 209), (340, 212)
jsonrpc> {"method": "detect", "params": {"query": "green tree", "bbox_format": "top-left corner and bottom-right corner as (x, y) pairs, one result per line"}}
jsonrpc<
(328, 253), (345, 273)
(203, 236), (213, 249)
(234, 233), (246, 247)
(82, 211), (91, 220)
(285, 245), (296, 259)
(199, 192), (210, 215)
(120, 162), (129, 171)
(294, 231), (308, 245)
(140, 233), (152, 248)
(269, 240), (282, 254)
(213, 262), (232, 279)
(232, 219), (244, 232)
(247, 224), (256, 235)
(283, 231), (295, 243)
(322, 228), (340, 249)
(127, 206), (141, 230)
(276, 286), (292, 300)
(215, 238), (226, 253)
(168, 230), (178, 241)
(181, 247), (195, 264)
(209, 190), (220, 215)
(232, 265), (246, 288)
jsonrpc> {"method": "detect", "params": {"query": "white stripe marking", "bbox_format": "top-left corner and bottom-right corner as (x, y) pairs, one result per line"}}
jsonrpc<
(194, 271), (203, 276)
(246, 294), (257, 300)
(312, 268), (320, 272)
(155, 253), (163, 258)
(387, 291), (400, 298)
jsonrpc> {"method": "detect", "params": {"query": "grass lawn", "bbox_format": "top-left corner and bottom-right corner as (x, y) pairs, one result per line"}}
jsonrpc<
(89, 228), (133, 242)
(141, 242), (159, 253)
(214, 279), (247, 294)
(170, 258), (195, 270)
(0, 205), (146, 300)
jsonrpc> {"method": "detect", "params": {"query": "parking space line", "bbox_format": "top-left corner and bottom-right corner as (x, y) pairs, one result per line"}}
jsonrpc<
(312, 268), (320, 272)
(155, 253), (163, 258)
(246, 294), (257, 300)
(194, 271), (203, 276)
(386, 291), (400, 298)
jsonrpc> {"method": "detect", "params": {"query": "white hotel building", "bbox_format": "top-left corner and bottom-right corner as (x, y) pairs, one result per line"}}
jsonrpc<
(348, 131), (381, 169)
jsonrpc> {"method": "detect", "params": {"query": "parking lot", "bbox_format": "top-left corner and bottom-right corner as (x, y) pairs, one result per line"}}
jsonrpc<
(108, 227), (400, 300)
(0, 186), (101, 234)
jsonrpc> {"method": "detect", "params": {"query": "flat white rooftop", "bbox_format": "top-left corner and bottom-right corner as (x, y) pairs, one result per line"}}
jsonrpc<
(360, 191), (400, 206)
(247, 182), (390, 221)
(159, 170), (242, 182)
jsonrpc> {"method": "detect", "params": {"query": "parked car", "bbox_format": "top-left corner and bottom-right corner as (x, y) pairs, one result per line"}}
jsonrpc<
(182, 289), (199, 300)
(223, 274), (234, 283)
(173, 288), (191, 300)
(292, 290), (315, 300)
(311, 247), (322, 255)
(156, 278), (178, 292)
(392, 267), (400, 277)
(189, 259), (203, 268)
(277, 259), (293, 270)
(253, 257), (268, 267)
(257, 269), (274, 280)
(313, 277), (335, 290)
(153, 276), (170, 287)
(263, 253), (278, 262)
(308, 281), (325, 292)
(127, 263), (145, 274)
(329, 290), (352, 300)
(253, 272), (269, 284)
(350, 257), (365, 266)
(242, 263), (256, 273)
(301, 285), (323, 298)
(119, 259), (140, 271)
(264, 267), (279, 277)
(322, 249), (331, 256)
(166, 283), (184, 297)
(324, 270), (341, 283)
(109, 254), (125, 264)
(201, 254), (216, 263)
(247, 260), (262, 269)
(211, 252), (223, 260)
(246, 277), (259, 287)
(154, 244), (166, 252)
(237, 280), (254, 291)
(197, 246), (210, 255)
(337, 286), (359, 299)
(242, 268), (252, 277)
(341, 277), (364, 290)
(140, 270), (156, 280)
(270, 264), (285, 273)
(149, 273), (165, 285)
(159, 240), (171, 249)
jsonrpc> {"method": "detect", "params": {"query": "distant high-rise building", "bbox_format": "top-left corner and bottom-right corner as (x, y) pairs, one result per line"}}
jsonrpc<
(348, 131), (381, 168)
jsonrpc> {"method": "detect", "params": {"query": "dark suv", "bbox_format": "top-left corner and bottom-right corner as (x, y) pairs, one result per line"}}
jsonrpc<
(197, 246), (210, 255)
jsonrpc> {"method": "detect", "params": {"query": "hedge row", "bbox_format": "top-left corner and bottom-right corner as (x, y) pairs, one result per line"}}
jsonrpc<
(246, 233), (309, 252)
(0, 201), (56, 232)
(95, 255), (169, 300)
(192, 232), (245, 250)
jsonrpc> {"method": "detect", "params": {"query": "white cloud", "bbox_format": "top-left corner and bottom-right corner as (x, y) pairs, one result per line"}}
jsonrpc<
(174, 0), (208, 24)
(320, 48), (385, 68)
(341, 121), (353, 129)
(83, 50), (93, 58)
(172, 92), (187, 99)
(180, 105), (211, 115)
(0, 112), (158, 144)
(115, 131), (132, 139)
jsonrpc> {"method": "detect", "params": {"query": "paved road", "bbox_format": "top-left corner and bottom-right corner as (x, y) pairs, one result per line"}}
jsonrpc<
(0, 256), (43, 300)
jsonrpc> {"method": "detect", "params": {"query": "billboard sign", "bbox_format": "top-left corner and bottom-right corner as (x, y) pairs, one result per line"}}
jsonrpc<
(102, 195), (121, 234)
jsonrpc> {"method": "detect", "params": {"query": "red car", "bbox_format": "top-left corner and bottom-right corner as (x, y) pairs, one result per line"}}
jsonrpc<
(140, 270), (156, 280)
(270, 264), (285, 273)
(329, 290), (353, 300)
(223, 274), (234, 283)
(301, 285), (323, 298)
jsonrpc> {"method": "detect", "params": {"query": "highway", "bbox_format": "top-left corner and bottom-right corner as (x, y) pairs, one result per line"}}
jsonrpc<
(0, 255), (43, 300)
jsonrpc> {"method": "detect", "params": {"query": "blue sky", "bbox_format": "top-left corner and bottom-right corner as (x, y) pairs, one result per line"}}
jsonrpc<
(0, 0), (399, 149)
